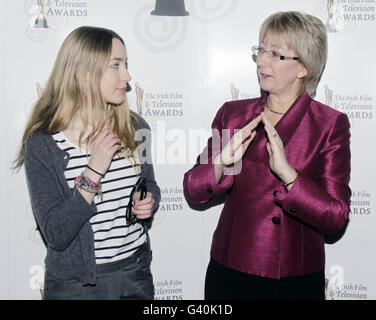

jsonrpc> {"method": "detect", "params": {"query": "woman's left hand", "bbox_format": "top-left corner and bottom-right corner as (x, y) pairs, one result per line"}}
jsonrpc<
(261, 112), (297, 184)
(132, 192), (155, 220)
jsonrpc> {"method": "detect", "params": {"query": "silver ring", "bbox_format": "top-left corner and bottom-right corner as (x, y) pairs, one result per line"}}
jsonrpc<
(272, 131), (277, 137)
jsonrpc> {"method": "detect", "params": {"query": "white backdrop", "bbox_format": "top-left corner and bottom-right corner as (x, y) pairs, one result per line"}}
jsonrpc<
(1, 0), (375, 300)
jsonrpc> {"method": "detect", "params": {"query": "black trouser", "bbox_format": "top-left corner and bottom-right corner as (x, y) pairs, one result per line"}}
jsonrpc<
(205, 259), (325, 300)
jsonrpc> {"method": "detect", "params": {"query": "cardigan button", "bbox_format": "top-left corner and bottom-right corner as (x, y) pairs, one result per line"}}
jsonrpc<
(290, 208), (297, 213)
(272, 217), (281, 225)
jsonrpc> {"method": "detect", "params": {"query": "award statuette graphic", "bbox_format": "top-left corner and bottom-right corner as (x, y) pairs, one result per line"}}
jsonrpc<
(36, 82), (43, 97)
(135, 83), (144, 115)
(324, 84), (334, 109)
(325, 0), (337, 33)
(34, 0), (48, 28)
(230, 83), (239, 101)
(151, 0), (190, 16)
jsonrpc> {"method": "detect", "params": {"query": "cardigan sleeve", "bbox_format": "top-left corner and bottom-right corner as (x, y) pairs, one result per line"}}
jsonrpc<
(274, 113), (351, 235)
(24, 134), (97, 251)
(183, 103), (235, 204)
(133, 114), (161, 213)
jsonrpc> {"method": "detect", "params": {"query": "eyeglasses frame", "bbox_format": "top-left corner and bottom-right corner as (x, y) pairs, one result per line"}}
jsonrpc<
(251, 45), (299, 62)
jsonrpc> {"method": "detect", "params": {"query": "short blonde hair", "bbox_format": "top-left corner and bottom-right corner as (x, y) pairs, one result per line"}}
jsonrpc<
(259, 11), (328, 97)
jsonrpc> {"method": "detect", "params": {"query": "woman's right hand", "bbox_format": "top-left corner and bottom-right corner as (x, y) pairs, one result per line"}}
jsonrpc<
(214, 115), (261, 182)
(87, 128), (122, 180)
(215, 115), (261, 166)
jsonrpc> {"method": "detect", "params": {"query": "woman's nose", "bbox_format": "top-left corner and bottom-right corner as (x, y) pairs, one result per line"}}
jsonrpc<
(257, 52), (268, 65)
(122, 68), (132, 82)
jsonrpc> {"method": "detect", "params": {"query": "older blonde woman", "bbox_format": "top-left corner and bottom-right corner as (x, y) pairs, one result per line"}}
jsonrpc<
(15, 26), (160, 299)
(184, 11), (351, 300)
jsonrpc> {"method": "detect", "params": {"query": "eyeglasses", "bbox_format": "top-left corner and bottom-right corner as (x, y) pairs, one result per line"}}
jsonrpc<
(251, 46), (299, 63)
(126, 176), (147, 225)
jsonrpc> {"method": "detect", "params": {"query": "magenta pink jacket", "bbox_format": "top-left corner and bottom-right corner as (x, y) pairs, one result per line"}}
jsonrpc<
(183, 93), (351, 279)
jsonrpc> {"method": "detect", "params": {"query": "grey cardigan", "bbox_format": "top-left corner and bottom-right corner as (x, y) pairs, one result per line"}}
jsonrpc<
(24, 114), (160, 285)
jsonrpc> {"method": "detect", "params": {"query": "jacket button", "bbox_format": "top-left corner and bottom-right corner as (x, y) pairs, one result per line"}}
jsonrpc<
(272, 217), (281, 225)
(206, 188), (213, 194)
(290, 208), (297, 213)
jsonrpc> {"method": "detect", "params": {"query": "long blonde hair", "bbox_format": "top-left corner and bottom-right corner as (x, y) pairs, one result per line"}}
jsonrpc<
(14, 26), (139, 168)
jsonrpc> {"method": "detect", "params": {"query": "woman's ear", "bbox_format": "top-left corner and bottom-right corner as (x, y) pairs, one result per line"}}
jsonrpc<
(297, 63), (308, 79)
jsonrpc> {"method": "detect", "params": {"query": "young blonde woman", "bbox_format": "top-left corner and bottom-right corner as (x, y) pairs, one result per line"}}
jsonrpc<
(15, 26), (160, 300)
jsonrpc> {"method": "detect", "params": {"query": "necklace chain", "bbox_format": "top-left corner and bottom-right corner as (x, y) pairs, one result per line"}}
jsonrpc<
(265, 98), (286, 115)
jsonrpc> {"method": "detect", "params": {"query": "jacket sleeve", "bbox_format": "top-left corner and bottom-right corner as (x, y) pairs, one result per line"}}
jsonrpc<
(183, 103), (235, 204)
(275, 113), (351, 235)
(133, 115), (161, 213)
(24, 136), (97, 251)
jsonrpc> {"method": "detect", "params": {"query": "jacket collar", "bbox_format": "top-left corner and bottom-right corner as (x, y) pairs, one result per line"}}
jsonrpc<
(273, 92), (311, 147)
(257, 92), (311, 145)
(246, 92), (311, 161)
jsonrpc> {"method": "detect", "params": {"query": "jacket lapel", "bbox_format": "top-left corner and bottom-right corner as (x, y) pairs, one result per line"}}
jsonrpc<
(245, 92), (311, 163)
(274, 92), (311, 148)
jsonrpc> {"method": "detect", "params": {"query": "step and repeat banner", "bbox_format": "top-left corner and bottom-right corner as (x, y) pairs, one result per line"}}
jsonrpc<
(1, 0), (375, 299)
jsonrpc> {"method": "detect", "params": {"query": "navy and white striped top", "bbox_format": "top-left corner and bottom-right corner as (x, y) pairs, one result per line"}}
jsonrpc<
(52, 131), (147, 264)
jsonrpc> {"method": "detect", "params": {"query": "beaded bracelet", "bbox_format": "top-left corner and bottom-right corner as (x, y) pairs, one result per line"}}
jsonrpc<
(74, 172), (103, 200)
